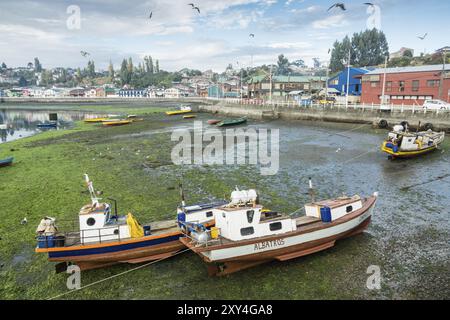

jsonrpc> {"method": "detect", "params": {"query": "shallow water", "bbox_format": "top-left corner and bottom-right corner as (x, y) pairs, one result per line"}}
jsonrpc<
(0, 108), (108, 144)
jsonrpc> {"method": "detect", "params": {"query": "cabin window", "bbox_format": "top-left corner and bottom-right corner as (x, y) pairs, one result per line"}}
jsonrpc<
(246, 210), (255, 223)
(346, 206), (353, 213)
(269, 222), (283, 231)
(206, 211), (213, 218)
(87, 217), (96, 226)
(240, 227), (254, 236)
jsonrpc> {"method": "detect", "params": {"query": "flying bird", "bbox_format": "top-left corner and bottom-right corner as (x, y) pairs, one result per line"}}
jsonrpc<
(363, 2), (375, 6)
(188, 3), (195, 8)
(418, 33), (428, 40)
(249, 33), (255, 38)
(327, 3), (346, 11)
(193, 6), (200, 13)
(80, 51), (90, 57)
(149, 11), (153, 19)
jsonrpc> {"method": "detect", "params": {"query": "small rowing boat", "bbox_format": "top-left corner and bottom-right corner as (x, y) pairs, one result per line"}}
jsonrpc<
(84, 118), (108, 123)
(0, 156), (14, 168)
(102, 120), (132, 126)
(37, 122), (57, 129)
(216, 117), (247, 127)
(381, 123), (445, 159)
(166, 105), (192, 116)
(180, 186), (378, 276)
(207, 119), (221, 125)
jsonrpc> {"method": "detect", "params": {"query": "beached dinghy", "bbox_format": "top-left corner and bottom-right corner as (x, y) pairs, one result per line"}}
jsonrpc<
(180, 187), (378, 276)
(207, 119), (221, 125)
(35, 175), (226, 272)
(166, 105), (192, 116)
(216, 117), (247, 127)
(381, 123), (445, 159)
(0, 156), (14, 168)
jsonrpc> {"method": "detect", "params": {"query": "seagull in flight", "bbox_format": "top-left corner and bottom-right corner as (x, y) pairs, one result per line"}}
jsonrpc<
(188, 3), (195, 8)
(418, 33), (428, 40)
(249, 33), (255, 38)
(80, 51), (90, 58)
(363, 2), (375, 7)
(149, 11), (153, 19)
(327, 3), (346, 11)
(193, 6), (200, 14)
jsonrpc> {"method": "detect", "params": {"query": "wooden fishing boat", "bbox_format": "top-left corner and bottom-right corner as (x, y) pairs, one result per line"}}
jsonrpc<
(35, 175), (227, 272)
(166, 105), (192, 116)
(84, 118), (108, 123)
(0, 156), (14, 168)
(102, 120), (132, 126)
(381, 123), (445, 159)
(216, 117), (247, 127)
(207, 119), (221, 125)
(180, 187), (378, 276)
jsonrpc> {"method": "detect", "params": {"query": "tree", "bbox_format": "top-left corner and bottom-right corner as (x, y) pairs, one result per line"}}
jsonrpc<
(403, 49), (413, 58)
(1, 62), (6, 69)
(34, 57), (42, 73)
(276, 54), (290, 75)
(330, 29), (389, 72)
(27, 62), (34, 69)
(86, 60), (96, 78)
(19, 76), (28, 87)
(120, 59), (129, 85)
(155, 60), (160, 73)
(108, 60), (115, 82)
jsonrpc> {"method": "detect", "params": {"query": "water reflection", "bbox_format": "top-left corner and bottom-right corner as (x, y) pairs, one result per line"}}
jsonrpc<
(0, 109), (107, 143)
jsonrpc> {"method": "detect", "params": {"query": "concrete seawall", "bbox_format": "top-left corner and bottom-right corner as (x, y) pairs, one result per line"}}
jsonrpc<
(198, 103), (450, 132)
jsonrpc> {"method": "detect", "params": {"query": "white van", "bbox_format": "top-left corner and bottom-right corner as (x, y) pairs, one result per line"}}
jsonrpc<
(423, 99), (450, 111)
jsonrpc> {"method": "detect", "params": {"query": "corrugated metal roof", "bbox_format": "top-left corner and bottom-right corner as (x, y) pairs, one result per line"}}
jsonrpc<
(247, 75), (325, 83)
(366, 64), (450, 75)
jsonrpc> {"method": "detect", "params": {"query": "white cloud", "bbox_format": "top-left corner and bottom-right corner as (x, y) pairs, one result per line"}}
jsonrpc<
(312, 14), (349, 29)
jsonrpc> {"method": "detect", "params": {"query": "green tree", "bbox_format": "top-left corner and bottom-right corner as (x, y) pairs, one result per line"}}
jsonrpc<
(108, 60), (115, 82)
(351, 29), (389, 67)
(120, 59), (129, 85)
(34, 58), (42, 73)
(276, 54), (290, 75)
(1, 62), (6, 69)
(19, 76), (28, 87)
(330, 36), (352, 73)
(155, 60), (160, 73)
(86, 60), (96, 78)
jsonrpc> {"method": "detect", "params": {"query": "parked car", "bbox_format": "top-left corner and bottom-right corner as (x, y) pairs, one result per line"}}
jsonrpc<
(423, 99), (450, 111)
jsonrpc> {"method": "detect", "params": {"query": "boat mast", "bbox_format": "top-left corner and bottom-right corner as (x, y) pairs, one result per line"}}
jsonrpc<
(84, 174), (100, 207)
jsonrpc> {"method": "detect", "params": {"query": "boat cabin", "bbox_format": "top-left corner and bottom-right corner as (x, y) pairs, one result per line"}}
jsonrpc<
(213, 205), (296, 241)
(177, 200), (227, 226)
(304, 196), (362, 222)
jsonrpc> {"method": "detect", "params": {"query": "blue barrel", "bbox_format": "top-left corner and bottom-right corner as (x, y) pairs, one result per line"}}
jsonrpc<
(177, 212), (186, 223)
(320, 207), (332, 223)
(143, 225), (151, 236)
(38, 235), (55, 248)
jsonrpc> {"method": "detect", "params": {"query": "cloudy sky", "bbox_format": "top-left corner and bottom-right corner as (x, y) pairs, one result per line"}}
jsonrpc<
(0, 0), (448, 72)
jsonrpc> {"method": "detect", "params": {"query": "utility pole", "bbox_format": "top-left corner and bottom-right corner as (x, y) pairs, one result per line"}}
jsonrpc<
(269, 64), (273, 103)
(381, 55), (388, 105)
(439, 51), (446, 100)
(345, 50), (351, 109)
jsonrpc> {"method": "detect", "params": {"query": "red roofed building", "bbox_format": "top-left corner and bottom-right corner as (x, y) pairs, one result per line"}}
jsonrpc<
(361, 64), (450, 105)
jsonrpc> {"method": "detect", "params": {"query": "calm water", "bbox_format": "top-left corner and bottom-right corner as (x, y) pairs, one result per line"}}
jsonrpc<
(0, 109), (107, 144)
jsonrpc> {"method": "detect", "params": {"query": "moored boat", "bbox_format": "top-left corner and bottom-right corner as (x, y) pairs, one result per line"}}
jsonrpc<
(0, 156), (14, 167)
(37, 122), (57, 129)
(207, 119), (221, 125)
(166, 105), (192, 116)
(35, 175), (227, 271)
(84, 118), (108, 123)
(381, 123), (445, 159)
(102, 120), (132, 126)
(179, 187), (378, 276)
(216, 117), (247, 127)
(183, 115), (197, 119)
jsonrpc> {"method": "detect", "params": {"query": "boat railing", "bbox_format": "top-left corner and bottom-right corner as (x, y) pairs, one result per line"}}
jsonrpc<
(182, 228), (223, 248)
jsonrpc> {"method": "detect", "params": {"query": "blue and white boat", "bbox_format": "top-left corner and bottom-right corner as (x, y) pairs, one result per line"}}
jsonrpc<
(35, 175), (226, 271)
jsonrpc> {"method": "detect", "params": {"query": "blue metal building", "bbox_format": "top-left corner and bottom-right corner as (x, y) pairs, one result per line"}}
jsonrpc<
(328, 67), (371, 96)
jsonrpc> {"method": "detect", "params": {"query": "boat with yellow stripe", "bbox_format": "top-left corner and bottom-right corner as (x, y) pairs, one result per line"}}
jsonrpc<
(381, 123), (445, 159)
(102, 120), (132, 126)
(84, 118), (109, 123)
(35, 175), (226, 271)
(165, 105), (192, 116)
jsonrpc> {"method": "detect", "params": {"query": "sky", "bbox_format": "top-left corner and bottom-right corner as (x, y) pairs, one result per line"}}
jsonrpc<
(0, 0), (448, 72)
